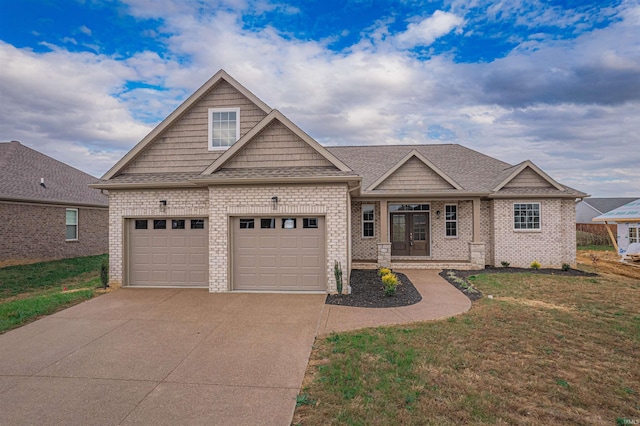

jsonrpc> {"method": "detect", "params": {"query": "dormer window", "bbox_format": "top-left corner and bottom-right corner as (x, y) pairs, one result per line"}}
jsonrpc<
(208, 108), (240, 150)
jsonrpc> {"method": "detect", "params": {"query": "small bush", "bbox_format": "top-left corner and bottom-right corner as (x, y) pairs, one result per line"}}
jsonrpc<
(530, 260), (541, 270)
(378, 267), (391, 277)
(562, 263), (570, 271)
(100, 257), (109, 289)
(501, 261), (510, 268)
(334, 261), (343, 295)
(381, 272), (399, 296)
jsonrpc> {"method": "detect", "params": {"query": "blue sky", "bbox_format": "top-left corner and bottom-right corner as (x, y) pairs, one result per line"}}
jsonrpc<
(0, 0), (639, 196)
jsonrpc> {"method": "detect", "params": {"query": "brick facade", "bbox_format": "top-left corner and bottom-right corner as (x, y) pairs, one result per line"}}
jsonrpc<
(0, 201), (108, 266)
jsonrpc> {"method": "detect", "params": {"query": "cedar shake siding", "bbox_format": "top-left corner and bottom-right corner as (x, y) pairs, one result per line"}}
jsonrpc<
(124, 80), (269, 174)
(0, 202), (108, 266)
(376, 157), (455, 191)
(503, 166), (554, 189)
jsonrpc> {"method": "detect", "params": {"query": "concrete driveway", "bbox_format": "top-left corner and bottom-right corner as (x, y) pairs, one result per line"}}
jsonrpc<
(0, 289), (326, 425)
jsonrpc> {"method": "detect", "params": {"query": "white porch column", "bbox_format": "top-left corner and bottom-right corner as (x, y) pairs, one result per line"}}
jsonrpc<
(472, 197), (481, 242)
(380, 200), (388, 243)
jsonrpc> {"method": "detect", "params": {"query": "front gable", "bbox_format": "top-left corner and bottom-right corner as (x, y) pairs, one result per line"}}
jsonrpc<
(493, 161), (565, 192)
(103, 70), (271, 178)
(367, 150), (462, 192)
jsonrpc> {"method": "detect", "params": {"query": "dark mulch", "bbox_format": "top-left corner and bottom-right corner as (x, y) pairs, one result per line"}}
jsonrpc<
(325, 269), (422, 308)
(440, 266), (599, 302)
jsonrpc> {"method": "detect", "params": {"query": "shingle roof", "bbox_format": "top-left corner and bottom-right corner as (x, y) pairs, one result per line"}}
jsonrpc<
(0, 141), (108, 207)
(582, 198), (639, 215)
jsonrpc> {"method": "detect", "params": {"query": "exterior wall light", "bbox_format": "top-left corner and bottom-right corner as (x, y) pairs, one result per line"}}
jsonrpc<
(160, 200), (167, 212)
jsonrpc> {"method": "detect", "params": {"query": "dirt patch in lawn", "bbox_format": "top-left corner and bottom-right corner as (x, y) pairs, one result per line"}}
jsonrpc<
(493, 296), (575, 312)
(577, 249), (640, 280)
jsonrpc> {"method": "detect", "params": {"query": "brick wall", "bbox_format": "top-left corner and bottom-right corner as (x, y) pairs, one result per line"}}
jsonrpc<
(209, 184), (349, 292)
(0, 201), (108, 265)
(107, 189), (210, 286)
(430, 200), (473, 261)
(351, 201), (380, 261)
(492, 199), (576, 268)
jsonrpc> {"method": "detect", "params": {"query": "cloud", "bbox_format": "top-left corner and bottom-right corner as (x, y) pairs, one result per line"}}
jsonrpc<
(79, 25), (92, 36)
(393, 11), (465, 49)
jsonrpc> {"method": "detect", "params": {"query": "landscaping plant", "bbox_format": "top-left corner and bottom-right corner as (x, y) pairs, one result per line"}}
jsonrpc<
(100, 257), (109, 289)
(334, 261), (343, 295)
(530, 260), (541, 269)
(378, 267), (391, 277)
(381, 272), (399, 296)
(501, 261), (510, 268)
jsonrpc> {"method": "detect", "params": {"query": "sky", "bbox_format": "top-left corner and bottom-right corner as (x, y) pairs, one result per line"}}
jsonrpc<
(0, 0), (639, 197)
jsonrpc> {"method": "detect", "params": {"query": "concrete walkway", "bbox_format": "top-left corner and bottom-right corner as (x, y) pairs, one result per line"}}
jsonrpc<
(317, 269), (472, 335)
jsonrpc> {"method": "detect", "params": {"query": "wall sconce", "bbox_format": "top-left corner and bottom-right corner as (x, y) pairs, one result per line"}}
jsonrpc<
(159, 200), (167, 212)
(436, 210), (441, 219)
(271, 196), (278, 210)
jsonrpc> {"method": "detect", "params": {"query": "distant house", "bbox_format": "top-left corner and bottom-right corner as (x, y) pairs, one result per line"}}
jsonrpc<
(576, 198), (637, 225)
(593, 198), (640, 256)
(0, 141), (109, 266)
(91, 70), (585, 293)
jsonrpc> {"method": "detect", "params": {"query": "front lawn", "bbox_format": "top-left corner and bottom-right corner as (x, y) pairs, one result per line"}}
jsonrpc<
(294, 272), (640, 425)
(0, 255), (107, 333)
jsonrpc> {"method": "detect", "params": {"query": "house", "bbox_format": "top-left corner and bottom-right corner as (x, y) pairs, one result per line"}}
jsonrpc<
(592, 198), (640, 256)
(576, 197), (637, 235)
(91, 70), (586, 293)
(0, 141), (109, 266)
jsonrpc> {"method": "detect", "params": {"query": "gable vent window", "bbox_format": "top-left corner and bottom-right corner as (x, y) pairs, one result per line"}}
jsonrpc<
(209, 108), (240, 150)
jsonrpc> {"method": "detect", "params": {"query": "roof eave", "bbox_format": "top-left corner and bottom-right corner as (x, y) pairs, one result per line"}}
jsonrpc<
(0, 196), (108, 208)
(88, 182), (201, 190)
(193, 176), (361, 186)
(357, 191), (489, 198)
(488, 192), (583, 199)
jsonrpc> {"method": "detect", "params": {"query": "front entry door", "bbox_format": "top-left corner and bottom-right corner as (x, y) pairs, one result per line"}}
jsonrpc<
(390, 213), (430, 256)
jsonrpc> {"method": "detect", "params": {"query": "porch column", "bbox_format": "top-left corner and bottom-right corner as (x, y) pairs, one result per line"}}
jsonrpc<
(377, 200), (391, 267)
(472, 198), (481, 242)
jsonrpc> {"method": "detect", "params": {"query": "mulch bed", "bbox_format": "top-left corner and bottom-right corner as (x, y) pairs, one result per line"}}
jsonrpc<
(325, 269), (422, 308)
(440, 266), (598, 302)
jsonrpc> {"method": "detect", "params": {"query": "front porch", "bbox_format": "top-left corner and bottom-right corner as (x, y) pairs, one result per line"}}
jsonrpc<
(351, 260), (477, 270)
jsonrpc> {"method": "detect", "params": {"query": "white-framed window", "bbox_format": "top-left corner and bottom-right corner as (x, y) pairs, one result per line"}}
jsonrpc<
(208, 108), (240, 150)
(514, 203), (540, 230)
(362, 204), (375, 238)
(629, 225), (639, 244)
(65, 209), (78, 240)
(445, 204), (457, 237)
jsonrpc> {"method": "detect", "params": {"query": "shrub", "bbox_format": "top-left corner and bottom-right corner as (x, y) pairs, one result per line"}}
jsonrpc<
(562, 263), (570, 271)
(100, 257), (109, 289)
(334, 261), (343, 295)
(378, 267), (391, 277)
(501, 261), (510, 268)
(530, 260), (541, 270)
(381, 272), (399, 296)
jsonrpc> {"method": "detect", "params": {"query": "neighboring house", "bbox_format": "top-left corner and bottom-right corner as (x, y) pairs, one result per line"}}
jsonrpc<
(576, 198), (637, 236)
(593, 199), (640, 256)
(91, 70), (586, 293)
(0, 141), (109, 266)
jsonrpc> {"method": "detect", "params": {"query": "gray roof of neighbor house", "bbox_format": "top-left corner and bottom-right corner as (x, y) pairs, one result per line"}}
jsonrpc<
(580, 198), (638, 215)
(0, 141), (108, 207)
(326, 144), (585, 197)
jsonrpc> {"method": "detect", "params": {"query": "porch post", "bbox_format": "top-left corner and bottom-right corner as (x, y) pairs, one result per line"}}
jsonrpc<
(472, 198), (481, 242)
(380, 200), (388, 243)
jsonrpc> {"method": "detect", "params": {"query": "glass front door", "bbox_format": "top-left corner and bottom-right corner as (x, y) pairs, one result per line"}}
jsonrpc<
(390, 213), (430, 256)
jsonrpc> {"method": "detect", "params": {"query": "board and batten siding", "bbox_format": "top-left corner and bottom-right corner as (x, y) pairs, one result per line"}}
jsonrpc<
(124, 80), (268, 174)
(222, 120), (334, 169)
(376, 157), (455, 191)
(503, 167), (553, 188)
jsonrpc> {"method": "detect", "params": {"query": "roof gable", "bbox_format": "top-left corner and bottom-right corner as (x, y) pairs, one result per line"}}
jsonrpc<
(103, 70), (272, 179)
(202, 110), (352, 174)
(367, 150), (463, 191)
(593, 198), (640, 222)
(493, 161), (564, 192)
(0, 141), (108, 206)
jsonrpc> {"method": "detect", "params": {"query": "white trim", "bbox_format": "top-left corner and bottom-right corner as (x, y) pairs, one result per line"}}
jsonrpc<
(65, 208), (78, 241)
(445, 203), (458, 238)
(513, 202), (541, 231)
(362, 204), (375, 238)
(208, 107), (240, 151)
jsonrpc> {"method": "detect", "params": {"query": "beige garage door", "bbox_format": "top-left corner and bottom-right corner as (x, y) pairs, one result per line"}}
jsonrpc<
(128, 218), (208, 287)
(232, 217), (325, 291)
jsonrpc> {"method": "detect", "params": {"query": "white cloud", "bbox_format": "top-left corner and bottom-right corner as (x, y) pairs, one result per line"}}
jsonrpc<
(79, 25), (92, 36)
(393, 11), (465, 49)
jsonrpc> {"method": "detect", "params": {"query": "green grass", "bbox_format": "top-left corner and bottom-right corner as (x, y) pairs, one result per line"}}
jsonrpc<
(294, 272), (640, 425)
(0, 255), (106, 333)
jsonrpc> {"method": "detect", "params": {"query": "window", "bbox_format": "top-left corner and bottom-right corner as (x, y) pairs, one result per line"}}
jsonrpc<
(172, 219), (185, 229)
(190, 219), (205, 229)
(630, 225), (639, 244)
(514, 203), (540, 230)
(239, 219), (254, 229)
(66, 209), (78, 240)
(445, 204), (457, 237)
(389, 204), (430, 212)
(362, 204), (375, 237)
(303, 218), (318, 229)
(208, 108), (240, 150)
(135, 220), (148, 230)
(261, 218), (276, 229)
(153, 220), (166, 229)
(282, 218), (296, 229)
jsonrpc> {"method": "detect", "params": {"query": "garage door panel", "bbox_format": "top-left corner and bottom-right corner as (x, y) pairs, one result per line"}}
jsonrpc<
(128, 218), (208, 287)
(232, 217), (325, 291)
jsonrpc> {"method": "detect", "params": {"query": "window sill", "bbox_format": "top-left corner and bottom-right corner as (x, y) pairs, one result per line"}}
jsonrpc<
(362, 236), (376, 239)
(513, 229), (542, 233)
(65, 239), (79, 243)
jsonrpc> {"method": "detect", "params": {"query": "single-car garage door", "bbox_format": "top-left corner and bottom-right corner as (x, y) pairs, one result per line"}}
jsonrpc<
(128, 218), (208, 287)
(232, 216), (325, 291)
